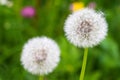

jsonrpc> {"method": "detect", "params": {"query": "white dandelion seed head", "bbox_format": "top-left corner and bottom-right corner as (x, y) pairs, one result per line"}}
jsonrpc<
(21, 37), (60, 75)
(64, 8), (108, 48)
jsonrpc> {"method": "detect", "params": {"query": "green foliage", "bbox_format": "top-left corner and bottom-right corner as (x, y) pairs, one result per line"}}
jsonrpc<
(0, 0), (120, 80)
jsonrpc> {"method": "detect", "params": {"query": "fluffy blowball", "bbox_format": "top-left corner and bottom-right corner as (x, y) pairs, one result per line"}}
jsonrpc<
(21, 37), (60, 75)
(64, 8), (108, 48)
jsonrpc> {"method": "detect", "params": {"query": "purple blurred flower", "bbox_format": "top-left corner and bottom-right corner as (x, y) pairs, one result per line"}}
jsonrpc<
(88, 2), (96, 9)
(21, 6), (35, 18)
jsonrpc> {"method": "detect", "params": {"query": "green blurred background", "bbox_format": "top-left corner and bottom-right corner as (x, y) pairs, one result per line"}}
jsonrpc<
(0, 0), (120, 80)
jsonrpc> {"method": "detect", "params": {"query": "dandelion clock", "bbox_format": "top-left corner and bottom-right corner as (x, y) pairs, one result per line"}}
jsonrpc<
(21, 37), (60, 80)
(64, 8), (108, 80)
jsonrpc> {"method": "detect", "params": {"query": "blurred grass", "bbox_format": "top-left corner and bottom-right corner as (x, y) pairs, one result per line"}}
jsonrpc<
(0, 0), (120, 80)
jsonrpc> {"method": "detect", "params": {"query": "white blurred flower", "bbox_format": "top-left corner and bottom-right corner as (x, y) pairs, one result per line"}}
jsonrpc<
(0, 0), (7, 5)
(6, 1), (13, 7)
(0, 0), (13, 7)
(21, 37), (60, 75)
(64, 8), (108, 48)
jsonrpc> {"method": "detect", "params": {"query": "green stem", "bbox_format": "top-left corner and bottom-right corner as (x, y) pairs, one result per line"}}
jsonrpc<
(79, 48), (88, 80)
(39, 76), (44, 80)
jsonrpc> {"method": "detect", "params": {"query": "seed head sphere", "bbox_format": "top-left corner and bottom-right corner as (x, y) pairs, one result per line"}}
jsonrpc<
(64, 8), (108, 48)
(21, 37), (60, 75)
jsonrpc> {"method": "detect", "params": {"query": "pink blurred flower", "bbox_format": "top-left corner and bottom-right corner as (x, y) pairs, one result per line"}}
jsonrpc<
(88, 2), (96, 9)
(21, 6), (35, 18)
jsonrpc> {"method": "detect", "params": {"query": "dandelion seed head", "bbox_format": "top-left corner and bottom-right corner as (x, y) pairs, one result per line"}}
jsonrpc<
(64, 8), (108, 48)
(21, 37), (60, 75)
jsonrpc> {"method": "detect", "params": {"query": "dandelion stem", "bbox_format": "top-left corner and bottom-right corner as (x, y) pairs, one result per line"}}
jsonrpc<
(79, 48), (88, 80)
(39, 76), (44, 80)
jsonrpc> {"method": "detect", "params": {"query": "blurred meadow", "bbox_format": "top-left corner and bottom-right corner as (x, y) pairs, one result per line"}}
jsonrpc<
(0, 0), (120, 80)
